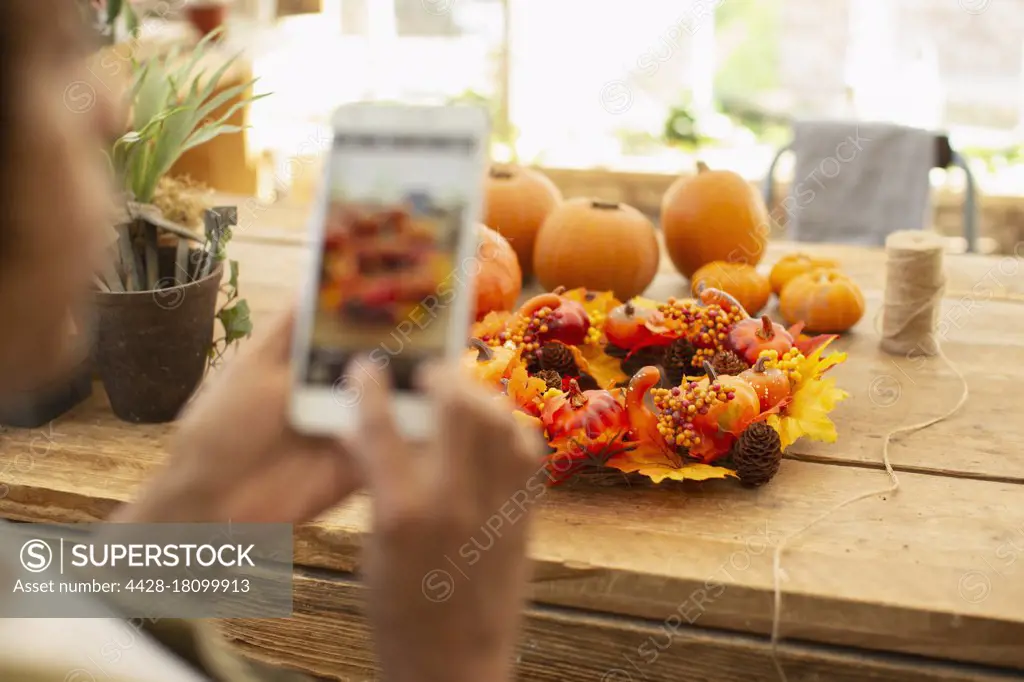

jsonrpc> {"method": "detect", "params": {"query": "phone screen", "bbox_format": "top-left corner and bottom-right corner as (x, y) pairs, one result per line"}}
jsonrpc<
(303, 131), (480, 393)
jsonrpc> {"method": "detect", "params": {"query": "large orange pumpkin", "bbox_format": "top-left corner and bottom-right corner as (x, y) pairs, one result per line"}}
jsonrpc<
(533, 199), (659, 300)
(769, 253), (840, 295)
(474, 224), (522, 320)
(690, 261), (771, 315)
(779, 268), (865, 333)
(661, 162), (770, 278)
(483, 165), (562, 276)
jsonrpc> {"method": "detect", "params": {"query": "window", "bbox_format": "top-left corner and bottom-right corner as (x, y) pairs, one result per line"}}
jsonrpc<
(237, 0), (1024, 188)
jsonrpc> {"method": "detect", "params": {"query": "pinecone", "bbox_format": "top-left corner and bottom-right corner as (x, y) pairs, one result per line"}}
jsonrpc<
(525, 351), (543, 374)
(710, 350), (749, 376)
(731, 422), (783, 488)
(663, 339), (699, 386)
(538, 341), (578, 376)
(621, 345), (666, 378)
(535, 369), (563, 391)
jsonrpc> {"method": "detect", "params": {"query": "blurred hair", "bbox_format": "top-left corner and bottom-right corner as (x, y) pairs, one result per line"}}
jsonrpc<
(0, 6), (19, 261)
(0, 1), (69, 261)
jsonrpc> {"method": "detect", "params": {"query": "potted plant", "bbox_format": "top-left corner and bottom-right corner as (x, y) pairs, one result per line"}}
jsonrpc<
(94, 29), (262, 423)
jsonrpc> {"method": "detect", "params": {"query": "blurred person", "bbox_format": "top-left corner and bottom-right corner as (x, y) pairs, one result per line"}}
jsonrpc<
(0, 3), (543, 681)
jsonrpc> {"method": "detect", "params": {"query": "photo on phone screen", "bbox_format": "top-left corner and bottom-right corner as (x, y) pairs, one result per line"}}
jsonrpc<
(303, 131), (480, 394)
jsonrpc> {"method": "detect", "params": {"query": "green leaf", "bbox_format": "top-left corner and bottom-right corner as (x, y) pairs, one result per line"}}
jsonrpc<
(132, 60), (174, 130)
(123, 3), (140, 36)
(217, 299), (253, 344)
(127, 140), (153, 200)
(194, 80), (262, 124)
(107, 0), (124, 26)
(204, 91), (270, 133)
(179, 124), (246, 156)
(149, 108), (200, 181)
(112, 131), (143, 168)
(172, 28), (224, 89)
(196, 52), (243, 112)
(227, 259), (240, 292)
(129, 60), (152, 102)
(186, 67), (207, 105)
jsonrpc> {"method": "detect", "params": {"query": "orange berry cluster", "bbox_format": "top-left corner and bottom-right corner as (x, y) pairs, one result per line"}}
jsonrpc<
(692, 346), (716, 370)
(495, 306), (554, 353)
(651, 380), (738, 449)
(658, 298), (745, 364)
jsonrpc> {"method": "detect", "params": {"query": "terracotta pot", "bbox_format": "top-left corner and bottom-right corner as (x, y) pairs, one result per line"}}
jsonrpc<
(93, 248), (222, 424)
(187, 2), (229, 38)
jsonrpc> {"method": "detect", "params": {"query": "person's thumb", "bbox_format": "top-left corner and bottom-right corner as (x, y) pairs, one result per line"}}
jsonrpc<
(347, 358), (412, 508)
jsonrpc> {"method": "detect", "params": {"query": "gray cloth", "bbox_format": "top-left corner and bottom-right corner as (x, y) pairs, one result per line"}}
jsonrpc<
(785, 121), (936, 246)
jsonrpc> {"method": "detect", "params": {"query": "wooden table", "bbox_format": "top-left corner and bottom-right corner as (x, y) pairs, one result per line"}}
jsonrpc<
(2, 230), (1023, 682)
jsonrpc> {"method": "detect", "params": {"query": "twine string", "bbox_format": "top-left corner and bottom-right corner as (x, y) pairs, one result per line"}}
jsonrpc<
(769, 232), (970, 681)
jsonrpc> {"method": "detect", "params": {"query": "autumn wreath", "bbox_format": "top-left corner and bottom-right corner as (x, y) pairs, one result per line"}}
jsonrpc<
(465, 286), (848, 488)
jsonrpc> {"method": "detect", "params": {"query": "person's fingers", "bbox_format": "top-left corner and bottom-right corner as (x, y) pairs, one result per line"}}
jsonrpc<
(426, 365), (538, 513)
(249, 308), (297, 363)
(348, 357), (410, 508)
(422, 364), (480, 513)
(293, 437), (366, 514)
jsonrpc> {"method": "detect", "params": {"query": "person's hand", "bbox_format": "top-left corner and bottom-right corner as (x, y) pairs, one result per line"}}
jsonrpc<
(114, 310), (362, 524)
(353, 360), (546, 682)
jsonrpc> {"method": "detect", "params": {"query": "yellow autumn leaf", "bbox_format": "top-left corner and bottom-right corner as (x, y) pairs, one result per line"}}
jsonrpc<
(792, 337), (847, 389)
(767, 376), (849, 451)
(562, 288), (622, 318)
(579, 343), (630, 388)
(760, 334), (850, 451)
(605, 443), (737, 483)
(630, 296), (664, 311)
(608, 456), (737, 483)
(471, 310), (512, 340)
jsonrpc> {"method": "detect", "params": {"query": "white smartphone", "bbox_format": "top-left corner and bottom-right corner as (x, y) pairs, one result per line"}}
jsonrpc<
(289, 104), (490, 439)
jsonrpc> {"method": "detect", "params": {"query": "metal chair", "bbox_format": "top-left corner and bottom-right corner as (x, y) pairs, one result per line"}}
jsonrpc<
(762, 132), (978, 252)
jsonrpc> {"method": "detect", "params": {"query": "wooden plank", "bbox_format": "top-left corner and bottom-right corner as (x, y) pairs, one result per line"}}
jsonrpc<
(219, 571), (1024, 682)
(2, 422), (1024, 670)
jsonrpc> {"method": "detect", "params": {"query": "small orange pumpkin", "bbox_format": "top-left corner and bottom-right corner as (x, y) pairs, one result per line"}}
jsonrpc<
(691, 261), (771, 314)
(483, 165), (562, 276)
(769, 253), (840, 295)
(533, 198), (659, 301)
(661, 161), (769, 278)
(779, 268), (865, 333)
(474, 224), (522, 320)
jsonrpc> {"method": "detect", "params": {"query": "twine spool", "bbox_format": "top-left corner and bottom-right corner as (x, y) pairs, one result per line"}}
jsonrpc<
(880, 231), (946, 356)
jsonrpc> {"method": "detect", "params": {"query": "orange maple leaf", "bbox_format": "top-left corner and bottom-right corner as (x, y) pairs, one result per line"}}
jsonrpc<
(543, 428), (634, 484)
